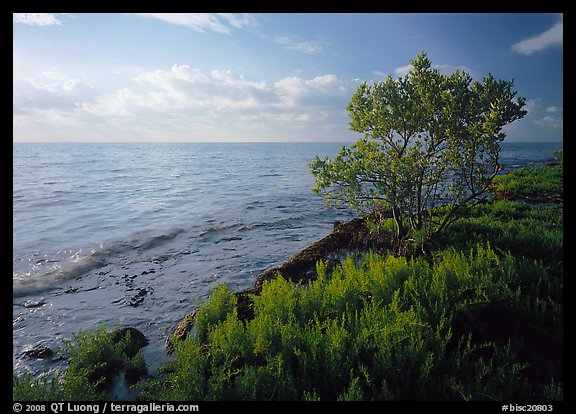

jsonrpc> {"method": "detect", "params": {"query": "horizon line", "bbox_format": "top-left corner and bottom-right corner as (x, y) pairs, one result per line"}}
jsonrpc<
(12, 140), (564, 144)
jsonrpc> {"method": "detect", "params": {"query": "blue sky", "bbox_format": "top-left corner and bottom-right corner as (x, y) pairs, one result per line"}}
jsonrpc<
(13, 13), (563, 142)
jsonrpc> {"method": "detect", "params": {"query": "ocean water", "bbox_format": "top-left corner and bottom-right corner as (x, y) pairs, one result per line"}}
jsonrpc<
(12, 141), (562, 379)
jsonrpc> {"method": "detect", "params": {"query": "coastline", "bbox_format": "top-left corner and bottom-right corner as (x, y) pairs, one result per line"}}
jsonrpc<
(14, 160), (563, 401)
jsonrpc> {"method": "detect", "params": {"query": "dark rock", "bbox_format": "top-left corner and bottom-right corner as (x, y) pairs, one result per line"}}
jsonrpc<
(127, 297), (144, 307)
(123, 364), (147, 386)
(165, 310), (197, 355)
(166, 290), (257, 354)
(23, 345), (54, 359)
(110, 327), (148, 358)
(127, 288), (150, 307)
(253, 211), (393, 292)
(234, 290), (256, 323)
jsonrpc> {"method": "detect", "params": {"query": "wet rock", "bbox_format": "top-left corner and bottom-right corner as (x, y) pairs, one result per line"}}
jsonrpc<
(23, 345), (54, 359)
(127, 297), (141, 307)
(126, 287), (152, 307)
(253, 211), (393, 292)
(165, 309), (198, 355)
(110, 327), (148, 358)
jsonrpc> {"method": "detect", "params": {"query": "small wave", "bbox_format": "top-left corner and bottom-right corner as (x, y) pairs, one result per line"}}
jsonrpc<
(259, 173), (283, 178)
(199, 223), (244, 238)
(13, 227), (190, 298)
(238, 222), (268, 231)
(13, 251), (107, 298)
(135, 228), (187, 250)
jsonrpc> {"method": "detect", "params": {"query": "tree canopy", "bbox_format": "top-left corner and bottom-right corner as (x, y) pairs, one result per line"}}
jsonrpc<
(310, 51), (527, 246)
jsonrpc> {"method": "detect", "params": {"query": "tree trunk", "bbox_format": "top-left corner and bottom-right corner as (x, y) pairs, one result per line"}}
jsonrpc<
(393, 207), (406, 239)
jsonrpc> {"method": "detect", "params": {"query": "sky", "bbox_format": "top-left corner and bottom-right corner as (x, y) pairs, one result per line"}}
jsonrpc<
(13, 13), (563, 143)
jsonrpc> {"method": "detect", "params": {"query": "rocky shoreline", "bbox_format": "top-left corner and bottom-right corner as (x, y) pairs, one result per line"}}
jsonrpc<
(20, 183), (563, 370)
(164, 167), (564, 355)
(165, 209), (397, 353)
(14, 158), (562, 400)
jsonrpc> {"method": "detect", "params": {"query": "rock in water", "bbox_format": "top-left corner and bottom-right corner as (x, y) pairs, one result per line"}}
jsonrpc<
(110, 327), (148, 358)
(23, 345), (54, 359)
(165, 309), (198, 355)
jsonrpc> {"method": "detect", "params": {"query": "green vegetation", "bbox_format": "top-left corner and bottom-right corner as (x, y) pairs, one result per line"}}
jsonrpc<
(491, 162), (563, 201)
(552, 150), (563, 164)
(141, 163), (562, 400)
(142, 243), (561, 400)
(13, 326), (147, 401)
(14, 163), (562, 401)
(310, 51), (526, 243)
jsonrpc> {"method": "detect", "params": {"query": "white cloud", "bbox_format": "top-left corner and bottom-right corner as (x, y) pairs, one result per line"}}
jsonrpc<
(372, 71), (388, 80)
(15, 65), (356, 141)
(274, 74), (349, 107)
(515, 99), (563, 130)
(128, 65), (350, 113)
(523, 98), (539, 114)
(128, 65), (277, 111)
(533, 115), (562, 128)
(512, 15), (563, 55)
(14, 71), (97, 114)
(133, 14), (323, 56)
(13, 13), (62, 26)
(394, 64), (414, 77)
(216, 13), (258, 30)
(133, 13), (257, 34)
(273, 35), (323, 54)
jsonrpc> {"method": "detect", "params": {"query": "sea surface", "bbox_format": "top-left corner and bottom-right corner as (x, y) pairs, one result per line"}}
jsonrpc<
(12, 141), (562, 383)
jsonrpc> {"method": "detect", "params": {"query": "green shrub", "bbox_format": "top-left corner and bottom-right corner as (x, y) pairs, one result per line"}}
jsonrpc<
(13, 326), (147, 401)
(492, 164), (563, 199)
(13, 372), (67, 401)
(142, 242), (561, 401)
(194, 284), (238, 342)
(552, 150), (563, 164)
(434, 200), (562, 269)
